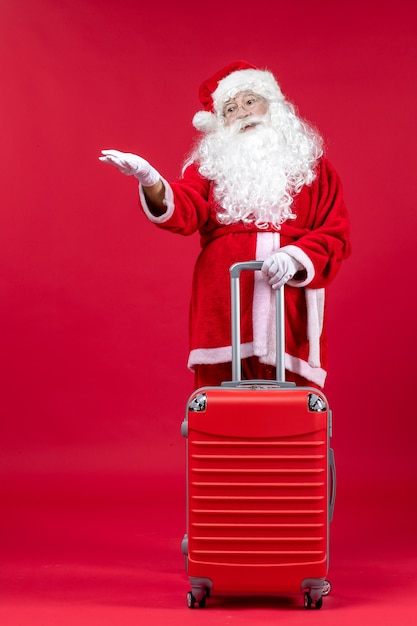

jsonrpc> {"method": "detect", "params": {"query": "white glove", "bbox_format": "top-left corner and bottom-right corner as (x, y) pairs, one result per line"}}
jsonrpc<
(99, 149), (160, 187)
(262, 252), (303, 289)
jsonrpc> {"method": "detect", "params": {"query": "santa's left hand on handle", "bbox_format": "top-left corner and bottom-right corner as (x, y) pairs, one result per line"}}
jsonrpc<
(262, 252), (303, 289)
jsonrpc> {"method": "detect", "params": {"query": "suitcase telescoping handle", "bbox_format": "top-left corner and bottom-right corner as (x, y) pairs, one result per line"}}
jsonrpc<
(230, 261), (285, 383)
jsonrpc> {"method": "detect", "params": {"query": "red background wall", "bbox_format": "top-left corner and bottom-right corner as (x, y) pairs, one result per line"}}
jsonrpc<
(1, 0), (416, 623)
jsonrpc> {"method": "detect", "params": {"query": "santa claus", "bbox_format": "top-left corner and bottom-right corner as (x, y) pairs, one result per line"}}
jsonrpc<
(100, 61), (351, 388)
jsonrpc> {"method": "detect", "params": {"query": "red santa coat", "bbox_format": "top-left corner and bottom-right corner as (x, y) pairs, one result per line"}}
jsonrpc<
(139, 157), (351, 387)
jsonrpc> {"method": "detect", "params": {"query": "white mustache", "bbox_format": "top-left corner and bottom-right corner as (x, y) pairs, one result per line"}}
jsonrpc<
(234, 115), (268, 133)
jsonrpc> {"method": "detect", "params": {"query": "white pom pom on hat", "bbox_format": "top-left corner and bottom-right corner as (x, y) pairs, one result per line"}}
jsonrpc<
(192, 60), (285, 132)
(192, 110), (219, 133)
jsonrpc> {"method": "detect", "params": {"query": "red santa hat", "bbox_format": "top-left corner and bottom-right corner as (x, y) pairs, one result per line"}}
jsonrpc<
(192, 60), (285, 133)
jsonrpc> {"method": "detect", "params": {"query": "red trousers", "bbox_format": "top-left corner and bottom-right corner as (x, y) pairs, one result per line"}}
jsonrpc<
(194, 356), (321, 389)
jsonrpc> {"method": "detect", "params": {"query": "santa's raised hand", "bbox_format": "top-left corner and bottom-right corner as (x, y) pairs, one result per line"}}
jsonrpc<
(99, 149), (161, 187)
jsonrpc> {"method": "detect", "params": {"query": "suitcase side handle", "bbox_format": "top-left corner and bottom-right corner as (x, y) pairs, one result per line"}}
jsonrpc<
(329, 447), (337, 522)
(230, 261), (285, 383)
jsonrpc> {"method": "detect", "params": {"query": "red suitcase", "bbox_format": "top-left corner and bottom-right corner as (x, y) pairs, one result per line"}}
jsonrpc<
(181, 261), (336, 610)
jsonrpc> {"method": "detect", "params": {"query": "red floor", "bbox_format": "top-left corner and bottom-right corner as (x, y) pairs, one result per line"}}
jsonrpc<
(1, 471), (416, 626)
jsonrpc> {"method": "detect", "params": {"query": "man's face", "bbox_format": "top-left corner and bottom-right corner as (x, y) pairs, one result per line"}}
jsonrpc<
(222, 91), (269, 130)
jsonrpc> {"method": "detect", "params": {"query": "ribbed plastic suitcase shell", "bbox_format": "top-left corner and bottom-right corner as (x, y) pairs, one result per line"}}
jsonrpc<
(183, 385), (330, 597)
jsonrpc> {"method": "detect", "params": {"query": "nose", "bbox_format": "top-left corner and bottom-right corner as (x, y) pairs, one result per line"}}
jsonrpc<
(235, 103), (251, 119)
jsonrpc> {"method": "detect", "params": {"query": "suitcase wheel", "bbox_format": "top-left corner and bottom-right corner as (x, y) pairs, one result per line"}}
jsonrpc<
(304, 592), (323, 610)
(187, 592), (196, 609)
(322, 579), (332, 596)
(187, 590), (207, 609)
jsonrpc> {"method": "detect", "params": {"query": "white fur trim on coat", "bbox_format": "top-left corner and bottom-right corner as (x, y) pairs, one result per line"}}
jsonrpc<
(253, 232), (324, 371)
(305, 287), (325, 367)
(281, 244), (315, 287)
(187, 345), (326, 388)
(139, 177), (175, 224)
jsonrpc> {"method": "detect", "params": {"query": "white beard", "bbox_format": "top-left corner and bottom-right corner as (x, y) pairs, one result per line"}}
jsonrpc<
(191, 101), (323, 229)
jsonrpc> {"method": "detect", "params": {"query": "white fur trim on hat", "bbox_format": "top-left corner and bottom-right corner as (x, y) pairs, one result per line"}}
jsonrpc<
(212, 68), (284, 114)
